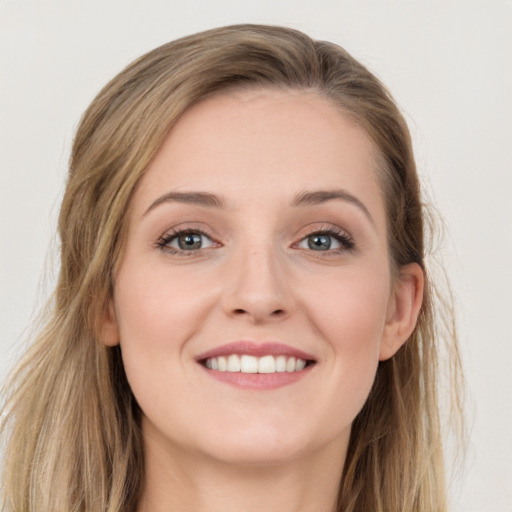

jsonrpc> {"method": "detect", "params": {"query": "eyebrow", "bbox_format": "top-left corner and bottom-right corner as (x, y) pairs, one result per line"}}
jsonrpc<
(143, 188), (373, 224)
(291, 189), (374, 224)
(143, 191), (226, 216)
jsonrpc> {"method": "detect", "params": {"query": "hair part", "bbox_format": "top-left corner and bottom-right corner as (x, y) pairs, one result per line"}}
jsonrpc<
(1, 24), (463, 512)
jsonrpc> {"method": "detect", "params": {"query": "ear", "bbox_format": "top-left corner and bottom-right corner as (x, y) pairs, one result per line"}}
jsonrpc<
(380, 263), (424, 361)
(100, 299), (120, 346)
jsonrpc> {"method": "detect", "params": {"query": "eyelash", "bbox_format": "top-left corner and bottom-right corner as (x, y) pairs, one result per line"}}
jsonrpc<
(156, 227), (218, 255)
(297, 226), (355, 254)
(156, 226), (355, 255)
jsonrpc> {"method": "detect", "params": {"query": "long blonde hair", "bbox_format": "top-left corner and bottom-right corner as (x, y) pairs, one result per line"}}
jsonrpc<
(1, 24), (463, 511)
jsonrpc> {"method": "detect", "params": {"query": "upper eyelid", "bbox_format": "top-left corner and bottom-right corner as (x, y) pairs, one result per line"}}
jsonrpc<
(297, 231), (351, 246)
(159, 225), (350, 238)
(159, 223), (216, 238)
(295, 223), (352, 239)
(161, 228), (214, 241)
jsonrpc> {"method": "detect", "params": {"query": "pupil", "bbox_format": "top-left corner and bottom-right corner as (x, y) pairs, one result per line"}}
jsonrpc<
(308, 234), (331, 251)
(178, 233), (202, 250)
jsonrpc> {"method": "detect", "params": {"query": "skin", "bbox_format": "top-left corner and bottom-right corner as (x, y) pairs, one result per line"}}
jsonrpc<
(102, 89), (423, 512)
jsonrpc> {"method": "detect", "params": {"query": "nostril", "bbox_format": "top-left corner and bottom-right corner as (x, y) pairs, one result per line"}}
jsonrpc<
(231, 307), (286, 319)
(228, 306), (288, 321)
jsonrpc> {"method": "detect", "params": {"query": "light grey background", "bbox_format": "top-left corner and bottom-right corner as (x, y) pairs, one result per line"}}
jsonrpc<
(1, 1), (511, 510)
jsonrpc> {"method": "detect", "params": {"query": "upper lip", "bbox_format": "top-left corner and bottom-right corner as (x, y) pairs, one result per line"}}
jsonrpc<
(195, 341), (316, 361)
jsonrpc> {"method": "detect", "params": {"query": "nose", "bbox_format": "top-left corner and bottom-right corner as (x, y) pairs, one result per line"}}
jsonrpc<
(221, 242), (294, 324)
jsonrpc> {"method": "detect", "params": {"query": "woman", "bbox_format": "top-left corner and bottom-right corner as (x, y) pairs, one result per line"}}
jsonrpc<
(0, 24), (463, 512)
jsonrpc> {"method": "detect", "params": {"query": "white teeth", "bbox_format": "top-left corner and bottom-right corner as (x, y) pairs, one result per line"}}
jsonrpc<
(258, 355), (276, 373)
(241, 355), (258, 373)
(276, 355), (287, 372)
(218, 356), (227, 371)
(295, 358), (306, 371)
(204, 354), (309, 374)
(227, 354), (241, 372)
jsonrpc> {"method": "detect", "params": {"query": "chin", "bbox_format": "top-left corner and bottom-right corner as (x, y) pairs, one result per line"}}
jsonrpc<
(197, 420), (330, 467)
(207, 440), (309, 467)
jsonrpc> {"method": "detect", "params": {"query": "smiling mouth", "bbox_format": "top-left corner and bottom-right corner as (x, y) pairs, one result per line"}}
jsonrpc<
(201, 354), (315, 374)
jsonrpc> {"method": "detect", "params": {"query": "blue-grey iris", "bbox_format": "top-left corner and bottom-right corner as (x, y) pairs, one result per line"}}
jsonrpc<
(308, 234), (331, 251)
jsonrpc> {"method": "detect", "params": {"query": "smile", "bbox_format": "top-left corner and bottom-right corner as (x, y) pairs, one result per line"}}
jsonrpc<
(196, 341), (317, 389)
(204, 354), (309, 373)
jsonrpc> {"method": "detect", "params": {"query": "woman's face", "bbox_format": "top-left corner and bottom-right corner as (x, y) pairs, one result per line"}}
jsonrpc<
(105, 89), (417, 466)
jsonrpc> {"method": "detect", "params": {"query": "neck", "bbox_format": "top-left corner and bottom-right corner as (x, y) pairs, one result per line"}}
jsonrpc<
(137, 423), (346, 512)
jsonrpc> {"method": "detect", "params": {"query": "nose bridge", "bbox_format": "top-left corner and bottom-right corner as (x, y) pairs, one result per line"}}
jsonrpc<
(223, 234), (292, 322)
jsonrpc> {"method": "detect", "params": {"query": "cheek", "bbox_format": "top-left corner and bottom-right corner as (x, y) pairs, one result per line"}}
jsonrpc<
(304, 267), (390, 352)
(300, 269), (390, 416)
(112, 259), (216, 401)
(114, 258), (215, 347)
(112, 270), (221, 450)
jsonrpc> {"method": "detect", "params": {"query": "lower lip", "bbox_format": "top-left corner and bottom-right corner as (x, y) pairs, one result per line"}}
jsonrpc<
(200, 365), (314, 390)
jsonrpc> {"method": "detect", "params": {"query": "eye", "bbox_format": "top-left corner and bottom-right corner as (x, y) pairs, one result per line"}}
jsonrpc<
(296, 229), (354, 253)
(157, 229), (217, 253)
(304, 233), (336, 251)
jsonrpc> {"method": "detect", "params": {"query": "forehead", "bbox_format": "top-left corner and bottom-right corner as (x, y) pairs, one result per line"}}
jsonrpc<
(133, 88), (385, 222)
